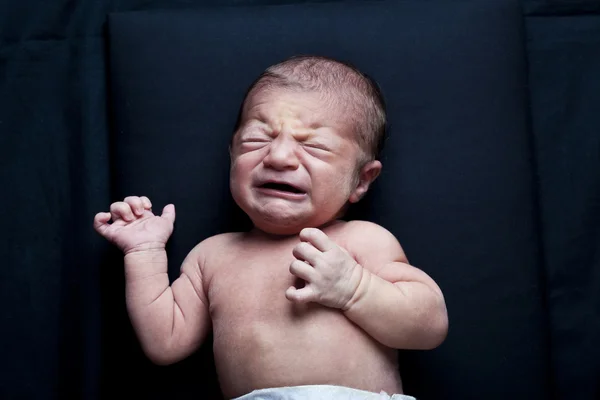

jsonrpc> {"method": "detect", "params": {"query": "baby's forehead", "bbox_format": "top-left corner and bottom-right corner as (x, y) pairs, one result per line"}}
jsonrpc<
(243, 87), (350, 127)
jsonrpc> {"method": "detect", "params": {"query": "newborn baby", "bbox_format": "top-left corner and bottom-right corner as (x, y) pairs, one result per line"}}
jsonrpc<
(94, 55), (448, 399)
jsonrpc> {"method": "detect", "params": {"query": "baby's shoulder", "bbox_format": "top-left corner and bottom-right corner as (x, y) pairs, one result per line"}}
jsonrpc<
(197, 231), (243, 248)
(339, 220), (397, 242)
(189, 231), (245, 266)
(337, 220), (406, 263)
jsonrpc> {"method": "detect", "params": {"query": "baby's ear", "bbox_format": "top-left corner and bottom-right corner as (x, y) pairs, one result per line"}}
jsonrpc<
(349, 160), (382, 203)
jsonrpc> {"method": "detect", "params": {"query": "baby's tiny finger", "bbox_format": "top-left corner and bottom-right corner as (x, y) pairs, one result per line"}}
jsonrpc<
(289, 259), (316, 282)
(293, 242), (320, 266)
(93, 212), (111, 233)
(285, 286), (314, 304)
(299, 228), (334, 252)
(110, 202), (134, 222)
(124, 196), (144, 216)
(140, 196), (152, 210)
(161, 204), (176, 224)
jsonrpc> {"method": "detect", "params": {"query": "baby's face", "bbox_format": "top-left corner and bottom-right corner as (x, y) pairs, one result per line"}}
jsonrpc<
(229, 88), (364, 235)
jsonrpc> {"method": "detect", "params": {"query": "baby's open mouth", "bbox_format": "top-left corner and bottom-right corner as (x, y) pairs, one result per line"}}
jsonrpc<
(259, 182), (305, 194)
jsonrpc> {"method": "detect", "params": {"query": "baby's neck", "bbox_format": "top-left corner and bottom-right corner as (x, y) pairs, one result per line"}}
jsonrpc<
(250, 219), (344, 239)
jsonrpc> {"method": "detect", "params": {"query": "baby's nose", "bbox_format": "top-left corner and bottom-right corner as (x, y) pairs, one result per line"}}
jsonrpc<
(263, 137), (300, 170)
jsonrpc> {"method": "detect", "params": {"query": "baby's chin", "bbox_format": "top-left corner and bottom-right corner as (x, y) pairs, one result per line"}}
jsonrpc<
(250, 216), (311, 236)
(249, 212), (335, 237)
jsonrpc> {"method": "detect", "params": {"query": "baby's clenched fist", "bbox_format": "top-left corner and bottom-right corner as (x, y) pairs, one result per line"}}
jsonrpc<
(93, 196), (176, 255)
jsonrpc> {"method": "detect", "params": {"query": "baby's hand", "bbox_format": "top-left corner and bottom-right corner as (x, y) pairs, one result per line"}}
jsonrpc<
(93, 196), (176, 255)
(286, 228), (364, 309)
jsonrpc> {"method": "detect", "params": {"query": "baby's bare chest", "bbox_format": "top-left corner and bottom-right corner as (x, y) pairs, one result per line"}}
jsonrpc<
(206, 237), (370, 362)
(206, 243), (301, 318)
(203, 225), (361, 327)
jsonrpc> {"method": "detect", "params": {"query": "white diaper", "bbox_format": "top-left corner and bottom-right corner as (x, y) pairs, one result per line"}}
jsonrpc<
(232, 384), (416, 400)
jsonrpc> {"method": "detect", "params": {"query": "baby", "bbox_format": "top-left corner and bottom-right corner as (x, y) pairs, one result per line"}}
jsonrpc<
(93, 56), (448, 399)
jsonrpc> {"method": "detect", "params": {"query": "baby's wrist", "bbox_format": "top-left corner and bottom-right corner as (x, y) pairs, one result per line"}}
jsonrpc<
(342, 264), (371, 312)
(124, 245), (168, 280)
(124, 242), (166, 256)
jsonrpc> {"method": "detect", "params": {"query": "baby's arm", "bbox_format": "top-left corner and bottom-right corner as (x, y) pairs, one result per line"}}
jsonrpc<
(94, 196), (210, 365)
(342, 222), (448, 350)
(125, 242), (211, 365)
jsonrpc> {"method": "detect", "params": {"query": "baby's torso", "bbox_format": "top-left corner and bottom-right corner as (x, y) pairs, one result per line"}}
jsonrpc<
(203, 221), (403, 399)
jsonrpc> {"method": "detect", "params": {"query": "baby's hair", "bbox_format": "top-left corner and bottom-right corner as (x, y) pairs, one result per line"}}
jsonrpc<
(233, 55), (387, 162)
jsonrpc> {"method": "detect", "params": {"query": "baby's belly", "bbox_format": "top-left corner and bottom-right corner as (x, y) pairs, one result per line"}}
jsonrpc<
(211, 301), (402, 399)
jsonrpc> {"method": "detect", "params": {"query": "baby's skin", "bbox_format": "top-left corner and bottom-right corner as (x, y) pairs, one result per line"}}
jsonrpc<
(93, 86), (448, 398)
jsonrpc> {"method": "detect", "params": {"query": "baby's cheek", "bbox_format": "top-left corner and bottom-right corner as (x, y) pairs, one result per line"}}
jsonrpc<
(230, 158), (253, 179)
(229, 169), (248, 200)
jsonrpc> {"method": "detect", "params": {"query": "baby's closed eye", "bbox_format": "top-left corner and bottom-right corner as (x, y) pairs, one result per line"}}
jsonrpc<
(242, 136), (271, 143)
(239, 129), (272, 147)
(240, 139), (270, 152)
(302, 142), (332, 153)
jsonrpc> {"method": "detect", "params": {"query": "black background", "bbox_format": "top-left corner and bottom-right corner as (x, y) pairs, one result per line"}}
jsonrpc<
(1, 0), (599, 399)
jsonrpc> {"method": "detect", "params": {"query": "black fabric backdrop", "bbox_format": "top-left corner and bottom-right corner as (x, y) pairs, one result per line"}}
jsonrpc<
(108, 1), (549, 399)
(1, 0), (599, 399)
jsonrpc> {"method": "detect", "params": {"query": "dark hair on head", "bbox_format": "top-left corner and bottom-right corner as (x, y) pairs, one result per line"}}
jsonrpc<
(232, 55), (387, 162)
